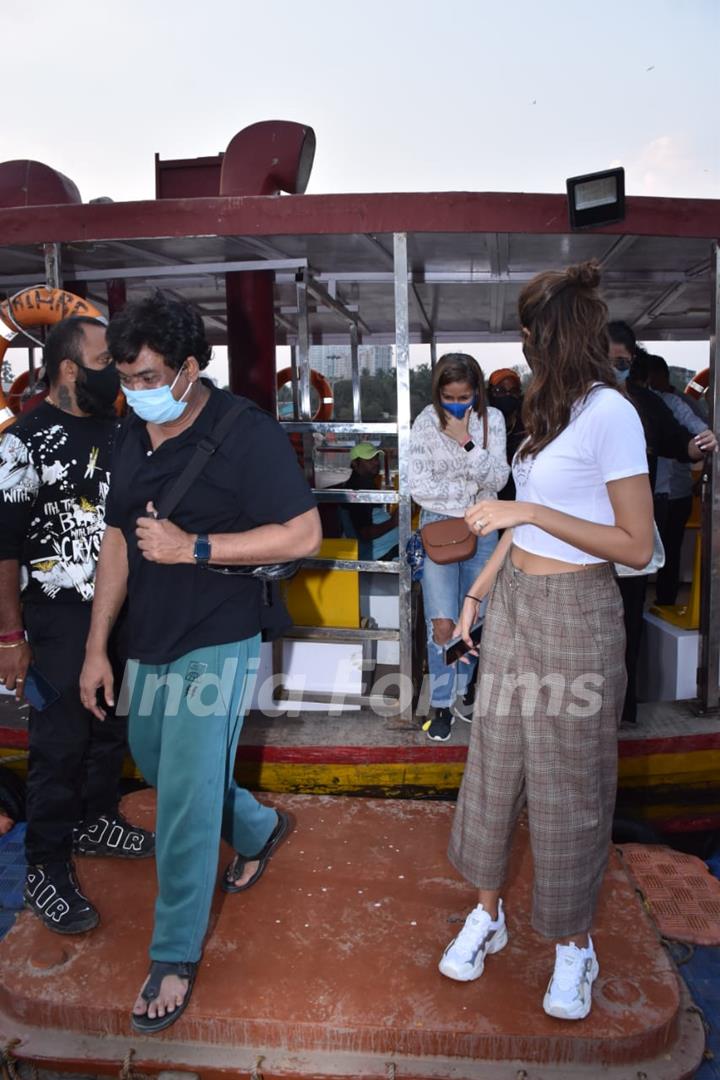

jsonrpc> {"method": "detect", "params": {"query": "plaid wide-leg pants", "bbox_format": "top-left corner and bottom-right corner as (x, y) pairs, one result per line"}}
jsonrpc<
(448, 556), (626, 939)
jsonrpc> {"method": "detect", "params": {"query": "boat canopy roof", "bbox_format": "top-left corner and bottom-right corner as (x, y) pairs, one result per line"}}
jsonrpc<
(0, 190), (716, 345)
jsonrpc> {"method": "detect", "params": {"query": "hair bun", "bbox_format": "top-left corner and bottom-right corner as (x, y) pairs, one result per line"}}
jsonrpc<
(565, 261), (601, 289)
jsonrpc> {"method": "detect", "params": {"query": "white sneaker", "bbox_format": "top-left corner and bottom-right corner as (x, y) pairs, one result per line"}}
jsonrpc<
(439, 900), (508, 981)
(543, 938), (599, 1020)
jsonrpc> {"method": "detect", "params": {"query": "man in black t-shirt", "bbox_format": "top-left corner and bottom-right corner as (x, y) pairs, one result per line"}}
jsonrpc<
(79, 293), (321, 1035)
(0, 317), (154, 937)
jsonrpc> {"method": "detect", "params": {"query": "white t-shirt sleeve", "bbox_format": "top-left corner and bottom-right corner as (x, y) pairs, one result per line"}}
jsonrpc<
(584, 390), (649, 484)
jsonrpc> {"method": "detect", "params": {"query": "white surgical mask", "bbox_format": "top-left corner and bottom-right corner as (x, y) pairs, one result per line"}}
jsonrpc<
(122, 367), (191, 423)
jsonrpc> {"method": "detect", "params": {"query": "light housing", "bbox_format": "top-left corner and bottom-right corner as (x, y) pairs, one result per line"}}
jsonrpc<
(566, 167), (625, 229)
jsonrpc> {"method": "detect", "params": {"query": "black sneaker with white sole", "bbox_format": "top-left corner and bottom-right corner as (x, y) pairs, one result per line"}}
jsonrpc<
(73, 812), (155, 859)
(24, 861), (100, 934)
(423, 707), (455, 742)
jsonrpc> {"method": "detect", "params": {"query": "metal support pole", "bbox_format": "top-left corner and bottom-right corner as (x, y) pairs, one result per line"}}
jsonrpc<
(698, 241), (720, 712)
(43, 243), (62, 290)
(350, 323), (362, 422)
(394, 233), (413, 723)
(226, 270), (276, 412)
(296, 273), (315, 485)
(296, 274), (312, 419)
(430, 339), (437, 369)
(289, 346), (300, 420)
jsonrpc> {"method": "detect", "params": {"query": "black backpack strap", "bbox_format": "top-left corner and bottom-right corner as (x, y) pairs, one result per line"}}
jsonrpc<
(155, 397), (252, 520)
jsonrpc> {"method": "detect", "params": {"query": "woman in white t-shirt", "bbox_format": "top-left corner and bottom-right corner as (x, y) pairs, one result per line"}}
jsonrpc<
(438, 263), (653, 1022)
(409, 354), (509, 742)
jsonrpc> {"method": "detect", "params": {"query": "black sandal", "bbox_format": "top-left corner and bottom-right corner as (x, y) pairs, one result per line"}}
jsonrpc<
(221, 809), (292, 894)
(130, 960), (198, 1034)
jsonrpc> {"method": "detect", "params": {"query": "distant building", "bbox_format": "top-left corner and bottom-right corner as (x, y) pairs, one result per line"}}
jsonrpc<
(310, 345), (393, 380)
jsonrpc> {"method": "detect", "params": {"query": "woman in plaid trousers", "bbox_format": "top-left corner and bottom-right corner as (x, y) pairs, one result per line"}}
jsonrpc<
(439, 262), (655, 1021)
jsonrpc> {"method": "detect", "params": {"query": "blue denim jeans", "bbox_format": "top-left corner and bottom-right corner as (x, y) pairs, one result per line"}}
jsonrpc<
(420, 511), (498, 708)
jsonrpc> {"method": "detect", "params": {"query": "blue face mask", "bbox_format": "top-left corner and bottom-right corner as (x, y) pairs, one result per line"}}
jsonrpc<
(614, 367), (630, 385)
(122, 367), (191, 424)
(441, 396), (476, 419)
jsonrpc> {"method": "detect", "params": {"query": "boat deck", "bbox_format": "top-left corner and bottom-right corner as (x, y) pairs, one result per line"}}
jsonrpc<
(3, 691), (720, 830)
(0, 790), (705, 1078)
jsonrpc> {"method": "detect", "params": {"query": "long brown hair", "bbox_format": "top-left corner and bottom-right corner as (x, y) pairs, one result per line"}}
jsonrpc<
(431, 353), (487, 430)
(516, 261), (618, 460)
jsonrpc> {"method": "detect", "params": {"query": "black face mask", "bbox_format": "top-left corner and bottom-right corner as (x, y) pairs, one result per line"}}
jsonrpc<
(490, 393), (521, 418)
(75, 362), (120, 417)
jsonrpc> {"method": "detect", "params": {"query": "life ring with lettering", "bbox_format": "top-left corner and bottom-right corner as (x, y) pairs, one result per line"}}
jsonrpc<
(685, 368), (709, 401)
(276, 367), (334, 422)
(0, 286), (104, 433)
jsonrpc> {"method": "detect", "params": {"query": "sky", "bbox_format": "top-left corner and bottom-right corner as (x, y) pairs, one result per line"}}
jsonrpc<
(3, 0), (719, 380)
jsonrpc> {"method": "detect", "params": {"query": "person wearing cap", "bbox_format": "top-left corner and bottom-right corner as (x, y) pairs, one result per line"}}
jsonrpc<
(337, 443), (399, 561)
(487, 369), (526, 501)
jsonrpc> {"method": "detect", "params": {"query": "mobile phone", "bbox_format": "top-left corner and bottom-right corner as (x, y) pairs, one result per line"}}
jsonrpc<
(22, 665), (61, 711)
(444, 622), (483, 666)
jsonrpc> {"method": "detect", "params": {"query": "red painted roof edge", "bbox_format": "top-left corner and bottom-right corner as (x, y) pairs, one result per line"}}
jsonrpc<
(0, 191), (717, 247)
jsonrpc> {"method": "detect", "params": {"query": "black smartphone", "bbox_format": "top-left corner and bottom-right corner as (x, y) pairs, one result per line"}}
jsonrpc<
(23, 665), (61, 711)
(444, 621), (483, 665)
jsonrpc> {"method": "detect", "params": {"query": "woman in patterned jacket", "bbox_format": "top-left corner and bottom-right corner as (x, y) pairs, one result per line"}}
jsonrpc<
(409, 353), (509, 742)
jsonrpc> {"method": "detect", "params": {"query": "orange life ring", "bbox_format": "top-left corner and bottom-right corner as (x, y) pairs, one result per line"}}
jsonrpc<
(7, 369), (43, 415)
(685, 368), (709, 400)
(0, 286), (104, 433)
(276, 366), (333, 422)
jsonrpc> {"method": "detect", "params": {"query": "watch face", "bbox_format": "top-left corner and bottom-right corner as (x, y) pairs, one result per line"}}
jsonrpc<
(194, 535), (211, 561)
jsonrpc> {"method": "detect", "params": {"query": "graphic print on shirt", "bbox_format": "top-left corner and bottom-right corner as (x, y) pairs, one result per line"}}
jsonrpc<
(511, 451), (534, 493)
(0, 425), (111, 601)
(0, 433), (39, 501)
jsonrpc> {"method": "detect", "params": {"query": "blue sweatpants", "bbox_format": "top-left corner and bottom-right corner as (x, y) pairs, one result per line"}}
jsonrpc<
(125, 634), (277, 963)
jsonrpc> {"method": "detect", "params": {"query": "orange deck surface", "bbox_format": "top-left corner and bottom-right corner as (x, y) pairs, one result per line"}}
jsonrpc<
(0, 792), (705, 1078)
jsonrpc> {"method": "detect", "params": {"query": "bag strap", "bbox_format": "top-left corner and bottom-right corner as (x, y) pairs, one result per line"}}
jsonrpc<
(482, 410), (488, 450)
(155, 398), (251, 520)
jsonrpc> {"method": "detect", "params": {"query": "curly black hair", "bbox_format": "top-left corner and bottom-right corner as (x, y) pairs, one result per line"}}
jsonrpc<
(107, 291), (212, 371)
(607, 320), (637, 356)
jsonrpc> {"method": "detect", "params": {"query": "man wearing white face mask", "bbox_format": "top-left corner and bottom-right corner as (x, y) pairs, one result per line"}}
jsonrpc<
(79, 291), (322, 1034)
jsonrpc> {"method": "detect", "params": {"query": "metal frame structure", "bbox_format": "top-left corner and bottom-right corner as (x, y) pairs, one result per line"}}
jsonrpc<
(0, 190), (717, 712)
(698, 242), (720, 712)
(272, 247), (414, 719)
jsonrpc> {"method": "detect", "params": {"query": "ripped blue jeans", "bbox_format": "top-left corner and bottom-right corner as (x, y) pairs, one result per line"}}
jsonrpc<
(420, 510), (498, 708)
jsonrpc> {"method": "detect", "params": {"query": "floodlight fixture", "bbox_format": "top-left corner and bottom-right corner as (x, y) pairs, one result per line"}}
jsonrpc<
(566, 167), (625, 229)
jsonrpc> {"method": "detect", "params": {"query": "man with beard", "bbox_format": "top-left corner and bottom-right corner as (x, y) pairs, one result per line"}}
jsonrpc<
(0, 317), (154, 935)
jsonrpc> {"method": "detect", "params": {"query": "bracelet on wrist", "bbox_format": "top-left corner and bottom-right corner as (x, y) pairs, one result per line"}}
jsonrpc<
(465, 593), (481, 602)
(0, 639), (26, 649)
(0, 629), (25, 644)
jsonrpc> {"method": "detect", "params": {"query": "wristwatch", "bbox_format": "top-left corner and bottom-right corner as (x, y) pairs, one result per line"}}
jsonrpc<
(462, 439), (475, 453)
(193, 533), (211, 564)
